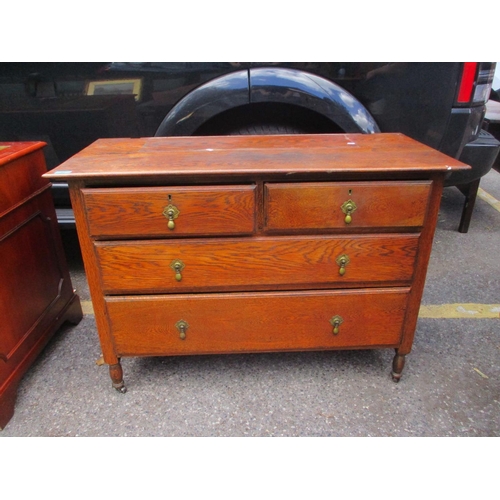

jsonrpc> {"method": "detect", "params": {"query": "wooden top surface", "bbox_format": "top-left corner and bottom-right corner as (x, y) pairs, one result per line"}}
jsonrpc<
(43, 133), (469, 180)
(0, 141), (45, 167)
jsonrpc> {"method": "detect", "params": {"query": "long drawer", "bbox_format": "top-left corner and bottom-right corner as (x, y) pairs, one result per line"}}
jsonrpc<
(83, 185), (257, 238)
(106, 288), (409, 356)
(96, 234), (419, 294)
(264, 181), (431, 231)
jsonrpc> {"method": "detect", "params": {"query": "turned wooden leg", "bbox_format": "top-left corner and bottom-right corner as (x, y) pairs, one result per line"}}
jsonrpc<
(109, 361), (127, 393)
(392, 351), (406, 383)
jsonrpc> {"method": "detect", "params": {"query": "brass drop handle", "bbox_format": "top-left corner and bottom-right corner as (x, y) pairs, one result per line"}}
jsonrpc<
(170, 259), (185, 281)
(175, 320), (189, 340)
(167, 209), (175, 230)
(163, 203), (180, 230)
(329, 315), (344, 335)
(336, 254), (350, 276)
(341, 199), (357, 224)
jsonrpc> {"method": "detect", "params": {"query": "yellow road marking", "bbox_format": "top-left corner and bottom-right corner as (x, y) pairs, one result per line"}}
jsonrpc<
(419, 303), (500, 318)
(80, 300), (500, 318)
(473, 367), (489, 379)
(478, 187), (500, 212)
(81, 300), (95, 315)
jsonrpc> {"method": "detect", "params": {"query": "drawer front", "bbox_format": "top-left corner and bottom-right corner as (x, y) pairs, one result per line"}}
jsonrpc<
(106, 288), (409, 356)
(83, 185), (256, 238)
(264, 181), (431, 231)
(96, 234), (419, 294)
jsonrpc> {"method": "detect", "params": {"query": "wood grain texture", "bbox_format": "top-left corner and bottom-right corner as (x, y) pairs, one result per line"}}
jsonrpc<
(48, 133), (469, 386)
(43, 133), (470, 181)
(83, 185), (256, 238)
(106, 288), (409, 356)
(96, 234), (419, 294)
(265, 181), (431, 231)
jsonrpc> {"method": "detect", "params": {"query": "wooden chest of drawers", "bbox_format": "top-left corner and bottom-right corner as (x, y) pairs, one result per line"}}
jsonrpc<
(1, 142), (82, 428)
(44, 133), (468, 392)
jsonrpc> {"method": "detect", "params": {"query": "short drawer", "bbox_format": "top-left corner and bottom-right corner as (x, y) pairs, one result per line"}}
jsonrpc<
(106, 288), (409, 356)
(83, 185), (256, 238)
(96, 234), (419, 294)
(264, 181), (431, 231)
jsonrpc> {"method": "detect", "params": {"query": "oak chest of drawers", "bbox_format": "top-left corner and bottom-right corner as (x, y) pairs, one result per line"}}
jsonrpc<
(44, 133), (468, 392)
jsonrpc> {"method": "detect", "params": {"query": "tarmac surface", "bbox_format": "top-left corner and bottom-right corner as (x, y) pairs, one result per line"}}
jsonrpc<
(2, 170), (500, 437)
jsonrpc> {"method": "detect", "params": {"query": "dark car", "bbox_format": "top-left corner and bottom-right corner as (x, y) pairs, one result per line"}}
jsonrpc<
(0, 62), (498, 231)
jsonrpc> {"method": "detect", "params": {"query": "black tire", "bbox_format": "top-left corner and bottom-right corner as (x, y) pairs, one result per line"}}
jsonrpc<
(227, 123), (308, 135)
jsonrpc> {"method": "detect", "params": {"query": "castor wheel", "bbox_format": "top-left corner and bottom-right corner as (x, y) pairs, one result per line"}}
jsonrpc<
(113, 384), (127, 394)
(391, 352), (405, 383)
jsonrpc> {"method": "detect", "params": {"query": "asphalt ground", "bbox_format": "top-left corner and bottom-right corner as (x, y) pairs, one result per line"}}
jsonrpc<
(2, 170), (500, 438)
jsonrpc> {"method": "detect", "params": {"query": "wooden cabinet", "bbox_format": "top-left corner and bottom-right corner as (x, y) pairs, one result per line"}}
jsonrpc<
(43, 133), (469, 392)
(0, 142), (82, 429)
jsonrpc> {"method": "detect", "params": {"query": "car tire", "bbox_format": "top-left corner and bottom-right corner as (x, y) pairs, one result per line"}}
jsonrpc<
(227, 123), (308, 135)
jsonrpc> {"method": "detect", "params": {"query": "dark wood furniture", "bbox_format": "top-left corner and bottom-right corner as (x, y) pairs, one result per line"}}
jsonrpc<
(44, 133), (468, 392)
(0, 142), (82, 429)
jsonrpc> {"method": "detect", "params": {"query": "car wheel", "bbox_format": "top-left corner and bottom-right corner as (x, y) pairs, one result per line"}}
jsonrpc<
(227, 123), (308, 135)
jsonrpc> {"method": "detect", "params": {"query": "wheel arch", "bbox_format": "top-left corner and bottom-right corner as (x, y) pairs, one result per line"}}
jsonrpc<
(155, 67), (380, 136)
(249, 67), (380, 134)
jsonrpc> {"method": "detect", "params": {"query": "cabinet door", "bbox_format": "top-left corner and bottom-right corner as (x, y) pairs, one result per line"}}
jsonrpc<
(0, 189), (73, 371)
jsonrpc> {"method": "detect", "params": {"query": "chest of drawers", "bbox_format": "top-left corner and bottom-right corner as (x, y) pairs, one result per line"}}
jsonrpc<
(44, 133), (468, 392)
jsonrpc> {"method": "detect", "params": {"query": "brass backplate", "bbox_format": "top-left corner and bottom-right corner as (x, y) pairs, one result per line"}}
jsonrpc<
(162, 203), (180, 220)
(329, 315), (344, 327)
(341, 199), (357, 215)
(170, 259), (185, 272)
(335, 254), (350, 267)
(175, 319), (189, 331)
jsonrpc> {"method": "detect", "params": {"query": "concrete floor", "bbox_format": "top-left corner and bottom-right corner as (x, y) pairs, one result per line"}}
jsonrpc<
(2, 171), (499, 437)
